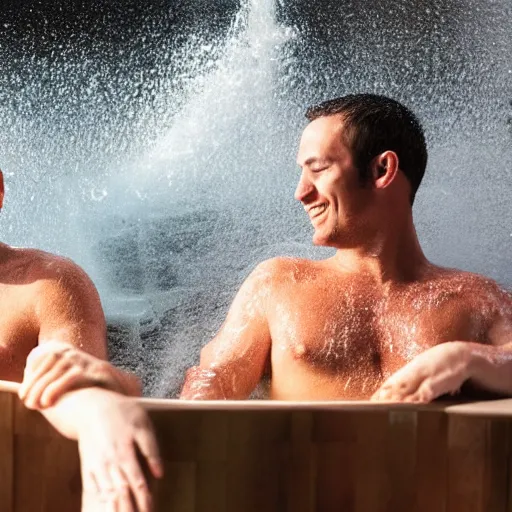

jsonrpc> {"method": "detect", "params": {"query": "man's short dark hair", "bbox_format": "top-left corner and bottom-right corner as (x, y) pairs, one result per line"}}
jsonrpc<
(306, 94), (427, 205)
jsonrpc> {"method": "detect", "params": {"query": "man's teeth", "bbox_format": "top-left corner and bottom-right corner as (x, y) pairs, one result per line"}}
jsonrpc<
(310, 204), (327, 216)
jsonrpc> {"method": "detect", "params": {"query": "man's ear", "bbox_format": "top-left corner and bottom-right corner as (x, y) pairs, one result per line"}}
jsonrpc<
(371, 151), (399, 190)
(0, 171), (4, 210)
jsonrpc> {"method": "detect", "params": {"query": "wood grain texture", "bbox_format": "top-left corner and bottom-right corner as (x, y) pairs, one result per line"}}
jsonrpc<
(0, 391), (14, 512)
(414, 411), (448, 512)
(13, 400), (81, 512)
(1, 390), (512, 512)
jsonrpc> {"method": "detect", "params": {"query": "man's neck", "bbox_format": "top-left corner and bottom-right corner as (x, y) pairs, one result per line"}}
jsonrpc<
(331, 215), (429, 285)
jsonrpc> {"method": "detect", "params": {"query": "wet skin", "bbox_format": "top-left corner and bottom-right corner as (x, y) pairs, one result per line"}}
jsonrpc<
(0, 243), (107, 382)
(0, 244), (158, 511)
(181, 114), (512, 401)
(182, 256), (512, 400)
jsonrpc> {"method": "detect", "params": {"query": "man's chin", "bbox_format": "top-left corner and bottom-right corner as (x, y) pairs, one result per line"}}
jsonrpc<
(312, 231), (332, 247)
(312, 226), (344, 248)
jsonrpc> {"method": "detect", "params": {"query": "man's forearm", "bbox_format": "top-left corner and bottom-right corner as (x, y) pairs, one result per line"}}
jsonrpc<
(96, 362), (142, 397)
(467, 342), (512, 396)
(40, 388), (119, 439)
(180, 367), (231, 400)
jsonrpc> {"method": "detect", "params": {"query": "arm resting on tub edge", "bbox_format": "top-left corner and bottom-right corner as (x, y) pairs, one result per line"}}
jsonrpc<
(41, 388), (163, 512)
(467, 342), (512, 396)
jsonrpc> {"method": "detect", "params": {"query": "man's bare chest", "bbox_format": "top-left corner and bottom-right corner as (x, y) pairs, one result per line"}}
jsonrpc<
(269, 287), (486, 376)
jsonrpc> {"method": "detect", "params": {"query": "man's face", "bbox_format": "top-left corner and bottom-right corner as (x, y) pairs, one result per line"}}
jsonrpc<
(295, 116), (372, 248)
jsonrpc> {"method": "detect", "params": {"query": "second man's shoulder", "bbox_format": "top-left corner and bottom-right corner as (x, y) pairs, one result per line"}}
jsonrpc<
(248, 256), (319, 285)
(23, 249), (93, 286)
(15, 249), (102, 309)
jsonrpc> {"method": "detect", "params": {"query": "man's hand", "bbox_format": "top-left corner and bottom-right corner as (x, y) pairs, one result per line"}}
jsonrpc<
(76, 392), (163, 512)
(19, 341), (140, 409)
(371, 341), (471, 403)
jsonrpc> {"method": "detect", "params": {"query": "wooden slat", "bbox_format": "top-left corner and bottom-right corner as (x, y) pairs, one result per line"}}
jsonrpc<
(482, 419), (510, 512)
(13, 401), (81, 512)
(354, 412), (390, 512)
(414, 410), (448, 512)
(446, 415), (487, 512)
(286, 411), (315, 512)
(1, 395), (512, 512)
(195, 462), (227, 512)
(225, 412), (287, 512)
(0, 391), (14, 512)
(313, 411), (357, 511)
(151, 410), (198, 511)
(195, 412), (228, 512)
(155, 462), (196, 512)
(508, 422), (512, 512)
(386, 410), (418, 512)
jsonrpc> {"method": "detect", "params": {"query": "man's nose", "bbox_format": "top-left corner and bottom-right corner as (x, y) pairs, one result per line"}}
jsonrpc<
(294, 172), (315, 202)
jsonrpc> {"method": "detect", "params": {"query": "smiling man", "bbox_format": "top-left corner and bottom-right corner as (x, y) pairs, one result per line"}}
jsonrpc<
(180, 93), (512, 402)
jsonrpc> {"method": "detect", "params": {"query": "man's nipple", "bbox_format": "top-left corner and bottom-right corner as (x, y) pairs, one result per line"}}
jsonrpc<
(293, 343), (307, 359)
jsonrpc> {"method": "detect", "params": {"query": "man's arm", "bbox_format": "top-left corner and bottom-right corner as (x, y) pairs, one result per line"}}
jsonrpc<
(35, 388), (163, 512)
(19, 258), (141, 408)
(372, 285), (512, 402)
(36, 256), (109, 357)
(180, 261), (274, 400)
(465, 298), (512, 395)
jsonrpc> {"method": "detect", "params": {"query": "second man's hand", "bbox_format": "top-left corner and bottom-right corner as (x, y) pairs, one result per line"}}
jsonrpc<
(19, 341), (141, 409)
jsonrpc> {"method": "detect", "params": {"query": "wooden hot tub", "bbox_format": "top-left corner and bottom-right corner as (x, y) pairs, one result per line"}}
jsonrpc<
(1, 389), (512, 512)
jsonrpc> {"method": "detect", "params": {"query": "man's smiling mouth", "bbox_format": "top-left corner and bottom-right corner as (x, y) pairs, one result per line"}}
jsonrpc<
(307, 203), (328, 219)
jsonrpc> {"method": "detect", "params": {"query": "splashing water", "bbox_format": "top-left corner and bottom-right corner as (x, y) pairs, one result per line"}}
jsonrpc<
(0, 0), (510, 395)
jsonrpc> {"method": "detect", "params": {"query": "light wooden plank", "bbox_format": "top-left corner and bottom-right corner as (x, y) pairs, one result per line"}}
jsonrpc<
(446, 400), (512, 418)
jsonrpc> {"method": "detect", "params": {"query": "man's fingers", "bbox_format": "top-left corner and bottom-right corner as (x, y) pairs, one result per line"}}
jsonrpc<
(109, 463), (136, 512)
(19, 352), (59, 400)
(84, 464), (126, 512)
(82, 466), (115, 505)
(23, 357), (81, 409)
(39, 368), (91, 407)
(118, 446), (152, 512)
(371, 380), (419, 402)
(82, 488), (101, 512)
(135, 426), (164, 479)
(22, 359), (75, 409)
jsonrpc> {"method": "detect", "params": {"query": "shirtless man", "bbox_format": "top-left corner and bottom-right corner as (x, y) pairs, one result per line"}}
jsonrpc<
(180, 93), (512, 402)
(0, 168), (161, 511)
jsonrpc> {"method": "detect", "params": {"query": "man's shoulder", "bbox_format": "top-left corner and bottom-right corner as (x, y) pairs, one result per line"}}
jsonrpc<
(253, 256), (318, 273)
(9, 247), (95, 294)
(249, 256), (321, 285)
(433, 266), (511, 303)
(436, 266), (506, 288)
